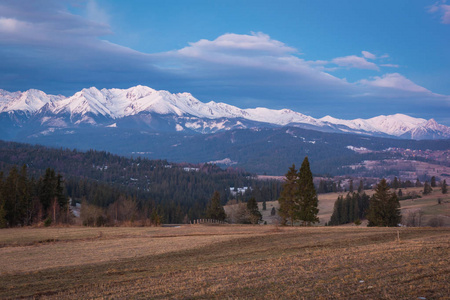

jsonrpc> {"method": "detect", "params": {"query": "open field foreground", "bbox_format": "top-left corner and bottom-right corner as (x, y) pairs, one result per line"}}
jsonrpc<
(0, 226), (449, 299)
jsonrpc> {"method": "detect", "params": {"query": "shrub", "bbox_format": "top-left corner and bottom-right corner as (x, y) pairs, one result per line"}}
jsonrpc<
(427, 217), (444, 227)
(44, 217), (52, 227)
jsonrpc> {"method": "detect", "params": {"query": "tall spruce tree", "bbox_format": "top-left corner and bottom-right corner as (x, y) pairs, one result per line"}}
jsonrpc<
(367, 179), (401, 227)
(423, 181), (432, 195)
(0, 172), (6, 228)
(39, 168), (56, 214)
(392, 177), (399, 189)
(358, 180), (364, 193)
(18, 165), (31, 226)
(278, 164), (299, 226)
(441, 180), (447, 194)
(329, 195), (344, 225)
(297, 157), (319, 225)
(4, 166), (19, 226)
(206, 191), (226, 221)
(431, 176), (436, 187)
(415, 178), (422, 187)
(56, 174), (67, 208)
(247, 197), (262, 224)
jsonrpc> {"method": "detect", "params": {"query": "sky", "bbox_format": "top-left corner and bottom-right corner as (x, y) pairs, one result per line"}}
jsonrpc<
(0, 0), (449, 124)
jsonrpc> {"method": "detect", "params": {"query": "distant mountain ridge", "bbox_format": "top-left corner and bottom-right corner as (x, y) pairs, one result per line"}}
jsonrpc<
(1, 85), (449, 140)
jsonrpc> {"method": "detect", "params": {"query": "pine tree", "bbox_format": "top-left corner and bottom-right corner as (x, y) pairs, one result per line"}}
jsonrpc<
(297, 157), (319, 225)
(39, 168), (56, 214)
(206, 191), (226, 221)
(0, 172), (6, 228)
(423, 181), (432, 195)
(442, 180), (447, 194)
(367, 179), (401, 227)
(431, 176), (436, 188)
(270, 206), (276, 216)
(0, 201), (6, 228)
(247, 197), (262, 224)
(357, 192), (370, 220)
(278, 164), (299, 226)
(318, 180), (326, 194)
(329, 195), (343, 225)
(392, 177), (399, 189)
(150, 209), (162, 226)
(349, 179), (354, 193)
(415, 178), (422, 187)
(358, 180), (364, 193)
(18, 165), (31, 225)
(4, 166), (19, 226)
(56, 174), (67, 209)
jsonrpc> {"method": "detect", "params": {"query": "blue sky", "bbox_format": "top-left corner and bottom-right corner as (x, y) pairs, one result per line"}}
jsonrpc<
(1, 0), (449, 124)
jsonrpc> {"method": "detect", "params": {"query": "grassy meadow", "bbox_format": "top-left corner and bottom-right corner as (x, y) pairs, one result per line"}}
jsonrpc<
(0, 187), (448, 299)
(0, 225), (449, 299)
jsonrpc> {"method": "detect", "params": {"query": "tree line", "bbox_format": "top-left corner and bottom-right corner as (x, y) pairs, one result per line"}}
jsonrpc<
(0, 166), (67, 228)
(0, 141), (283, 226)
(328, 179), (402, 227)
(327, 192), (370, 226)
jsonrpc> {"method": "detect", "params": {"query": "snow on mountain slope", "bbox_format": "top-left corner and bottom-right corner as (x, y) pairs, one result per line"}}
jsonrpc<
(404, 119), (450, 140)
(53, 87), (112, 117)
(45, 85), (318, 126)
(245, 108), (324, 126)
(320, 114), (427, 137)
(0, 85), (449, 139)
(0, 89), (64, 114)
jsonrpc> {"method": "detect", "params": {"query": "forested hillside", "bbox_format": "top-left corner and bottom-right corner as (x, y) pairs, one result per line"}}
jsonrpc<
(0, 141), (281, 225)
(20, 126), (450, 175)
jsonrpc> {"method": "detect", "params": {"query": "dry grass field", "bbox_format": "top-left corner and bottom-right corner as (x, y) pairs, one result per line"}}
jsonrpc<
(0, 225), (449, 299)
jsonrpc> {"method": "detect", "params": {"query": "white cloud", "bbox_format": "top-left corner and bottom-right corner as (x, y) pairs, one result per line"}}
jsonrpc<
(0, 17), (26, 33)
(359, 73), (430, 93)
(380, 64), (400, 68)
(428, 3), (440, 13)
(331, 55), (379, 70)
(0, 0), (112, 45)
(173, 32), (348, 90)
(428, 1), (450, 24)
(442, 5), (450, 23)
(362, 51), (376, 60)
(178, 32), (297, 59)
(86, 0), (110, 25)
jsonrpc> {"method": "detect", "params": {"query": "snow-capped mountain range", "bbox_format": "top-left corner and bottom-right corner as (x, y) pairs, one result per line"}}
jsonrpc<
(1, 85), (449, 140)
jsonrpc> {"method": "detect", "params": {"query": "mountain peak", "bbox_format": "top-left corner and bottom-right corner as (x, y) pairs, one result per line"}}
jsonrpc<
(425, 118), (438, 127)
(0, 86), (448, 140)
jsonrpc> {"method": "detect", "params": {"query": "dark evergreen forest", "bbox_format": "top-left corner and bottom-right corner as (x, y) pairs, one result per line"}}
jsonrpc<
(0, 141), (281, 226)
